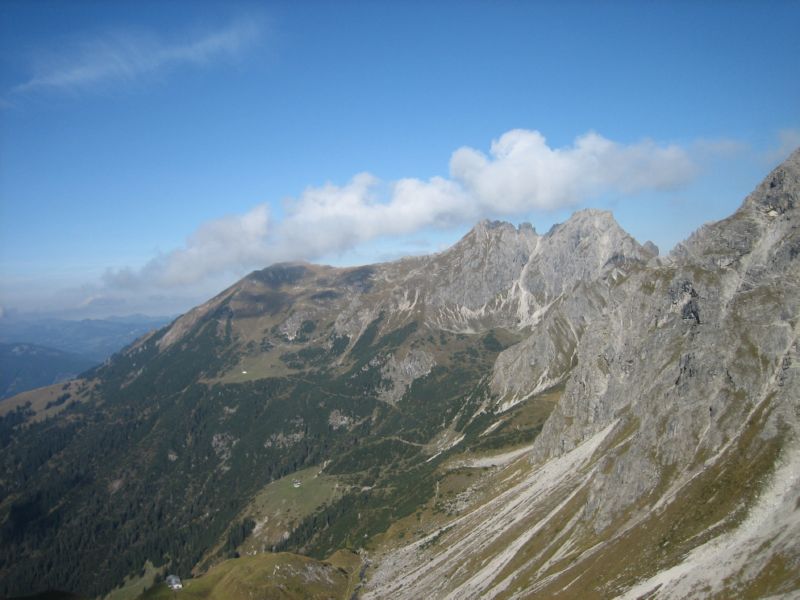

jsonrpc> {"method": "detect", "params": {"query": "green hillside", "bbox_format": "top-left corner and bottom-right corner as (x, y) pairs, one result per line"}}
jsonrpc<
(0, 262), (546, 598)
(137, 552), (357, 600)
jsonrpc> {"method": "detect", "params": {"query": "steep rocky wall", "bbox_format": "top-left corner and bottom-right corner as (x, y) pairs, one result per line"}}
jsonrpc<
(364, 150), (800, 599)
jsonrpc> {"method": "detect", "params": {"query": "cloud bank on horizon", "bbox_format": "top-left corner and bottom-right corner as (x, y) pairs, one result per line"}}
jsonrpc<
(103, 129), (698, 291)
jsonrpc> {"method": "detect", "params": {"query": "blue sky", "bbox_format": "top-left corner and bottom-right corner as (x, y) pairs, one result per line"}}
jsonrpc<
(1, 1), (798, 318)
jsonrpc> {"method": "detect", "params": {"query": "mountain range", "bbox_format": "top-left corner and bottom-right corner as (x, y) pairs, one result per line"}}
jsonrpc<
(0, 315), (172, 399)
(0, 343), (96, 400)
(1, 150), (798, 599)
(0, 315), (173, 362)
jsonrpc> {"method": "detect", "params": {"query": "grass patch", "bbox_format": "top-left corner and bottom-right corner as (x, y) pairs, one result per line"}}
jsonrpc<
(238, 466), (343, 554)
(466, 386), (560, 452)
(104, 561), (162, 600)
(137, 553), (350, 600)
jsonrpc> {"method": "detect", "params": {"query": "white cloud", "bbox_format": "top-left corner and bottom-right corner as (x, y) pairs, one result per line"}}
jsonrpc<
(102, 129), (699, 291)
(274, 173), (469, 257)
(11, 17), (260, 96)
(105, 204), (271, 289)
(450, 130), (698, 212)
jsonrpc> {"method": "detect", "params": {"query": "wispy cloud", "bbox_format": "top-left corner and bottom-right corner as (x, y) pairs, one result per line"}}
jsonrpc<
(764, 128), (800, 165)
(691, 137), (748, 159)
(103, 129), (699, 292)
(105, 204), (271, 289)
(11, 17), (261, 96)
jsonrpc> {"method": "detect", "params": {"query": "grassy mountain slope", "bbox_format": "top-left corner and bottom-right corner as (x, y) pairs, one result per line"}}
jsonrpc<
(137, 552), (357, 600)
(0, 274), (534, 596)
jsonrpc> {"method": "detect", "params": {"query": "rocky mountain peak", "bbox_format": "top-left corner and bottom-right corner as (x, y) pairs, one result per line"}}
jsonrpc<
(544, 208), (634, 250)
(458, 218), (539, 247)
(519, 207), (652, 302)
(549, 206), (616, 229)
(643, 240), (659, 257)
(472, 218), (511, 232)
(671, 146), (799, 268)
(743, 146), (800, 216)
(247, 262), (312, 288)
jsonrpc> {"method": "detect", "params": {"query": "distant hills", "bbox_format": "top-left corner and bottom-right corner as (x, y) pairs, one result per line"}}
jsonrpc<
(0, 314), (172, 362)
(0, 343), (96, 400)
(0, 315), (172, 399)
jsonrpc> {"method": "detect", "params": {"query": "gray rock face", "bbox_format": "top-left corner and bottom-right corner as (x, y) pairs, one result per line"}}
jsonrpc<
(425, 220), (538, 311)
(375, 210), (654, 335)
(540, 150), (800, 463)
(364, 149), (800, 598)
(489, 278), (610, 410)
(377, 349), (435, 405)
(489, 210), (652, 408)
(521, 209), (650, 301)
(535, 149), (800, 505)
